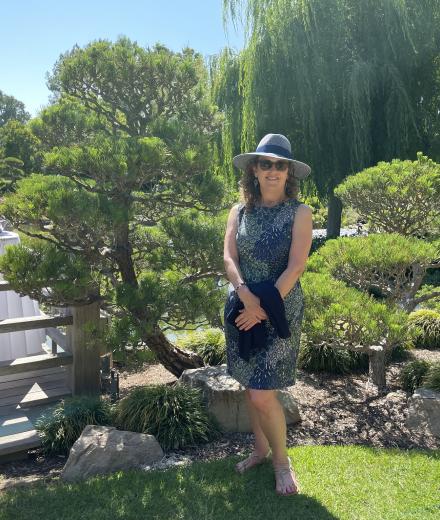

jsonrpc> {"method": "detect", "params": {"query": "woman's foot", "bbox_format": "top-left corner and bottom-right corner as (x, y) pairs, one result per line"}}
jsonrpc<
(235, 448), (271, 474)
(273, 457), (300, 495)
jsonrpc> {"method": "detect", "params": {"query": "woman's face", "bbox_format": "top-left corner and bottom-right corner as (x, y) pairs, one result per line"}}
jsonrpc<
(252, 154), (290, 193)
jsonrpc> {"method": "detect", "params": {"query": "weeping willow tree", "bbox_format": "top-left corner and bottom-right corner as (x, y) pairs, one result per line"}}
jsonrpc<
(220, 0), (440, 236)
(209, 48), (243, 193)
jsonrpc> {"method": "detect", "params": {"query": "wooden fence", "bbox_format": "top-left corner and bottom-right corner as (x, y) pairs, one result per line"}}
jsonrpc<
(0, 280), (109, 396)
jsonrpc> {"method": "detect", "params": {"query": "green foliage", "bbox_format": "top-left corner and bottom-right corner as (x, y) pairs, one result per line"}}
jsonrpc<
(177, 328), (226, 365)
(34, 395), (113, 455)
(387, 343), (413, 363)
(298, 338), (369, 374)
(301, 194), (327, 229)
(1, 174), (110, 239)
(112, 344), (158, 366)
(407, 309), (440, 349)
(301, 271), (409, 353)
(29, 99), (106, 150)
(424, 362), (440, 392)
(0, 156), (24, 192)
(221, 0), (440, 201)
(0, 90), (30, 127)
(113, 383), (223, 450)
(334, 153), (440, 237)
(399, 360), (431, 393)
(414, 285), (440, 314)
(0, 37), (228, 339)
(0, 119), (42, 174)
(306, 233), (438, 307)
(209, 47), (243, 196)
(0, 236), (100, 305)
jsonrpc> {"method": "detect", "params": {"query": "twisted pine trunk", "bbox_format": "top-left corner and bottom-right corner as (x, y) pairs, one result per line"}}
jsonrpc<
(114, 219), (205, 378)
(142, 325), (205, 378)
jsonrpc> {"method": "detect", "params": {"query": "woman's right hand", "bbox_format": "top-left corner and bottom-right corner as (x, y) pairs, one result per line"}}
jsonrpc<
(237, 287), (268, 320)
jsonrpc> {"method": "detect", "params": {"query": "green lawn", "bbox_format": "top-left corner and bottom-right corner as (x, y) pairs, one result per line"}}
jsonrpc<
(1, 445), (439, 520)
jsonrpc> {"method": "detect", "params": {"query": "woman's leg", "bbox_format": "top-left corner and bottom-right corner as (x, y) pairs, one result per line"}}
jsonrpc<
(235, 389), (271, 474)
(248, 389), (287, 462)
(249, 389), (299, 494)
(245, 388), (271, 455)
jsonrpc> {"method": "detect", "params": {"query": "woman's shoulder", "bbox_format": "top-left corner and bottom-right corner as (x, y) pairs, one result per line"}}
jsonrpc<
(227, 202), (245, 223)
(295, 201), (313, 213)
(231, 201), (245, 212)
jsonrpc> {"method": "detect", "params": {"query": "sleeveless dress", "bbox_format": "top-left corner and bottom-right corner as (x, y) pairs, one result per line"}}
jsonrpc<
(224, 198), (305, 389)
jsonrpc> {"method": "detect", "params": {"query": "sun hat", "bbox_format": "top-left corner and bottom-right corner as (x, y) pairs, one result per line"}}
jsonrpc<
(232, 133), (311, 179)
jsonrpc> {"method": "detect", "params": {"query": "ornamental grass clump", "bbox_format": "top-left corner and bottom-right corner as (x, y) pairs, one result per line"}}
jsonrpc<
(177, 328), (226, 365)
(298, 340), (368, 374)
(399, 360), (431, 393)
(35, 395), (113, 455)
(407, 309), (440, 349)
(113, 383), (222, 450)
(424, 362), (440, 392)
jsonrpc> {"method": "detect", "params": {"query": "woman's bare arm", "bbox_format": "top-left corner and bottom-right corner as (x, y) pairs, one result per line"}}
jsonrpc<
(223, 204), (246, 290)
(224, 204), (267, 327)
(275, 204), (313, 298)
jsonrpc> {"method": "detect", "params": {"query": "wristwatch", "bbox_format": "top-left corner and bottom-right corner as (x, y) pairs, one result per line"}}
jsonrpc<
(235, 282), (247, 292)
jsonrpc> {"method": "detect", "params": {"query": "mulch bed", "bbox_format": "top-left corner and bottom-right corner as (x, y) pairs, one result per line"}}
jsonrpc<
(1, 349), (438, 492)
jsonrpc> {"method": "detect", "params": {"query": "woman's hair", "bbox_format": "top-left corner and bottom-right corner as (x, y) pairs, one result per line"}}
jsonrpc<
(238, 156), (300, 211)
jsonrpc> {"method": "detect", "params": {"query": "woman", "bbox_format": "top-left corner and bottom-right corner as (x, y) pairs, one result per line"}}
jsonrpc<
(223, 133), (313, 496)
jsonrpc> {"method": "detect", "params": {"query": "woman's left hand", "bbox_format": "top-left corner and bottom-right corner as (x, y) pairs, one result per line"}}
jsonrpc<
(235, 307), (268, 331)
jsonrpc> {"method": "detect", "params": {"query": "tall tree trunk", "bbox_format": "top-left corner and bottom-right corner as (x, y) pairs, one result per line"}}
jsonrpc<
(326, 190), (343, 239)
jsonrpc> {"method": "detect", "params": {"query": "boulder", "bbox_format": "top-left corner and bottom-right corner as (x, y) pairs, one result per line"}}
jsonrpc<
(406, 387), (440, 438)
(178, 364), (301, 432)
(61, 425), (164, 482)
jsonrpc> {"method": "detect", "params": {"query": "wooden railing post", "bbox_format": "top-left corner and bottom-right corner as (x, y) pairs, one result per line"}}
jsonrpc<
(65, 301), (102, 396)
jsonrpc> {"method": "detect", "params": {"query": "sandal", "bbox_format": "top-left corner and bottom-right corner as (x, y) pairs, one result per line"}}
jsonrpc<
(273, 458), (300, 496)
(235, 448), (272, 474)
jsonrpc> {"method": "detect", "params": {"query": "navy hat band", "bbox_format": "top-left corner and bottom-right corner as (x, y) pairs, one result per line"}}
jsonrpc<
(256, 144), (293, 159)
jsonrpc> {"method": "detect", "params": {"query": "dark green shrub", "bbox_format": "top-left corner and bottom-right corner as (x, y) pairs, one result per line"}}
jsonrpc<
(399, 360), (431, 393)
(177, 328), (226, 365)
(387, 343), (413, 363)
(407, 309), (440, 349)
(298, 339), (369, 374)
(113, 383), (222, 450)
(424, 362), (440, 392)
(112, 344), (158, 367)
(34, 395), (114, 455)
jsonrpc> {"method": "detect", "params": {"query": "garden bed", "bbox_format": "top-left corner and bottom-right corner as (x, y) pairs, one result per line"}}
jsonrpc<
(1, 349), (439, 492)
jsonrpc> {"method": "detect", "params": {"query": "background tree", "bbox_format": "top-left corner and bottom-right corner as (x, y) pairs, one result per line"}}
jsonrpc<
(335, 153), (440, 239)
(0, 119), (42, 175)
(0, 90), (31, 127)
(219, 0), (440, 237)
(0, 37), (229, 377)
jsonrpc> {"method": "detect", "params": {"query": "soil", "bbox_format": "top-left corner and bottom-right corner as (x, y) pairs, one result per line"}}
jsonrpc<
(1, 348), (438, 492)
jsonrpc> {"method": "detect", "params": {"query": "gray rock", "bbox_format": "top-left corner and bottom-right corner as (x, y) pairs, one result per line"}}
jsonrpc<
(61, 425), (164, 482)
(406, 387), (440, 438)
(178, 364), (301, 432)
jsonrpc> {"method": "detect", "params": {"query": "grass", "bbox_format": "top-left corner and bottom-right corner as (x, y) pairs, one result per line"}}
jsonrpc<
(0, 445), (439, 520)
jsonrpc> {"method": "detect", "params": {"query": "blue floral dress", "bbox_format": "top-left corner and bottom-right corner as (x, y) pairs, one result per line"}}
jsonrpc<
(224, 198), (305, 389)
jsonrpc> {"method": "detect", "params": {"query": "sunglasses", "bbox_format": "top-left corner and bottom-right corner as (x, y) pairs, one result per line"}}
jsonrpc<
(257, 159), (289, 171)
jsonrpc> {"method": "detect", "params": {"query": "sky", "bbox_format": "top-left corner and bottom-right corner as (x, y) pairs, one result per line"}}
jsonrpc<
(1, 0), (245, 117)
